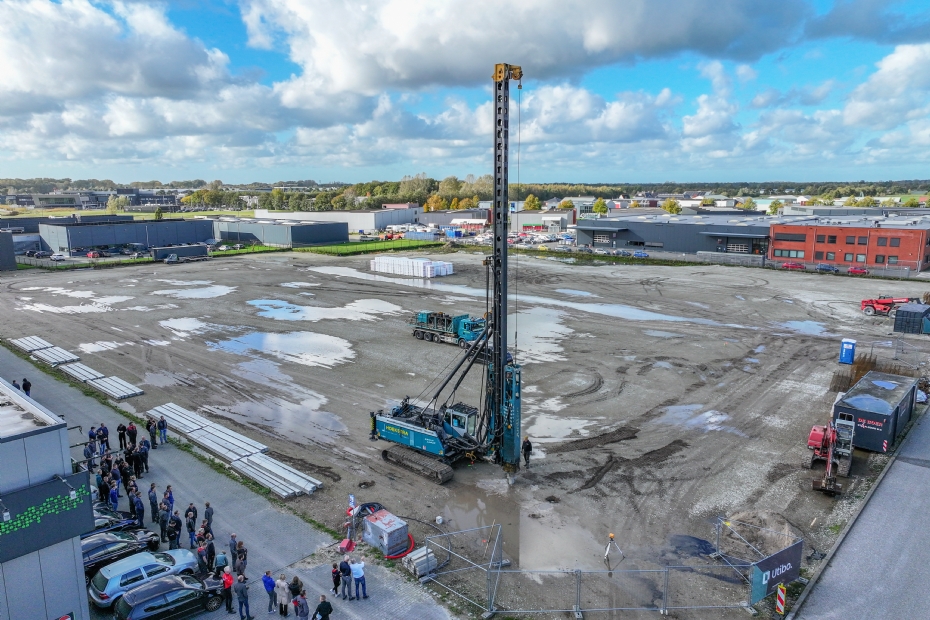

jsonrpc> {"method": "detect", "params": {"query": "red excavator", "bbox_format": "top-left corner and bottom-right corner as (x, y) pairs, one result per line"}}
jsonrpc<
(805, 417), (855, 496)
(860, 296), (920, 316)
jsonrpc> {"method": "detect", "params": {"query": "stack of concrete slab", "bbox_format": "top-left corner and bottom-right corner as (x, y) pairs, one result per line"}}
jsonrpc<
(145, 402), (322, 498)
(32, 346), (80, 366)
(87, 376), (144, 400)
(9, 336), (54, 352)
(59, 363), (105, 383)
(369, 256), (453, 277)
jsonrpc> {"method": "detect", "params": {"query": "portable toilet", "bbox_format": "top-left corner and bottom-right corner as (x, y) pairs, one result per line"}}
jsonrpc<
(839, 338), (856, 365)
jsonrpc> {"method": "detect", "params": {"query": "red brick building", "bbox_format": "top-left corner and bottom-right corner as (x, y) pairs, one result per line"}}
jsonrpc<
(769, 220), (930, 271)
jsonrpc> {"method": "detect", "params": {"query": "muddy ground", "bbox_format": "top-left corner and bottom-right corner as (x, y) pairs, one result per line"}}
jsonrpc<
(2, 252), (926, 618)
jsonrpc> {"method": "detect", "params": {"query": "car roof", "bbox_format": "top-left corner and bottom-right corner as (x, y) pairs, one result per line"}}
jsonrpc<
(82, 531), (132, 548)
(123, 575), (198, 605)
(100, 552), (157, 578)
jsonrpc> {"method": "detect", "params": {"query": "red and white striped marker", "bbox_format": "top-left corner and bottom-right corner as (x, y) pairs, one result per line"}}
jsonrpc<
(775, 583), (786, 615)
(883, 440), (888, 452)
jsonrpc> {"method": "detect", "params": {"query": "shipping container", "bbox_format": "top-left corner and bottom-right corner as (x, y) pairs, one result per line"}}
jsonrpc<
(833, 371), (917, 452)
(893, 303), (930, 334)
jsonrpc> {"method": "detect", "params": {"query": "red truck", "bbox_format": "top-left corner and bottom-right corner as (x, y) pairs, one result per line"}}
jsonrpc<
(860, 296), (920, 316)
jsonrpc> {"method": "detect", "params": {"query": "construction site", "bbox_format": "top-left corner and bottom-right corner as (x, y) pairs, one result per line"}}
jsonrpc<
(2, 241), (927, 617)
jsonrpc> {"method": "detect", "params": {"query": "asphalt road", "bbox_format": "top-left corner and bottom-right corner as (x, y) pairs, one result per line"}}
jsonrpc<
(795, 410), (930, 619)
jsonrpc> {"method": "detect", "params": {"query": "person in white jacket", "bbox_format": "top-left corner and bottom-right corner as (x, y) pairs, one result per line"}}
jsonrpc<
(274, 574), (290, 616)
(349, 558), (368, 599)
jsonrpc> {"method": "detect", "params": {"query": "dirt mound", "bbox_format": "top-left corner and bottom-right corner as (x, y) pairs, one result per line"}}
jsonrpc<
(547, 425), (639, 453)
(721, 511), (802, 558)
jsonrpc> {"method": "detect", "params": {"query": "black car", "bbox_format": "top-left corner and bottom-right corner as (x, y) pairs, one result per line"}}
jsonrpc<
(815, 263), (840, 273)
(82, 530), (161, 585)
(84, 505), (142, 537)
(113, 574), (224, 620)
(25, 250), (37, 257)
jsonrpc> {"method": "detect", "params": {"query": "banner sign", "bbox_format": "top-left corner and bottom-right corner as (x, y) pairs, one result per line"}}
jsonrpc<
(750, 540), (803, 605)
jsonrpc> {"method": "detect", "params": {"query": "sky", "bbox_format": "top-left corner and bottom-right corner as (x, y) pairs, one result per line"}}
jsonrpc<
(1, 0), (930, 184)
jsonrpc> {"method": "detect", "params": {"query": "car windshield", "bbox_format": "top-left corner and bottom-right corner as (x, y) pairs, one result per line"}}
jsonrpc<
(180, 575), (203, 588)
(152, 552), (175, 566)
(114, 596), (134, 618)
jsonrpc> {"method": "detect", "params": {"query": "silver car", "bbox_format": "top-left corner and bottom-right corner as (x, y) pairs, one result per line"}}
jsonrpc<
(87, 549), (198, 608)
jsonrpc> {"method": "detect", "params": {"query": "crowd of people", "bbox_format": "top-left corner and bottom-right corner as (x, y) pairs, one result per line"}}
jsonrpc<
(84, 415), (352, 620)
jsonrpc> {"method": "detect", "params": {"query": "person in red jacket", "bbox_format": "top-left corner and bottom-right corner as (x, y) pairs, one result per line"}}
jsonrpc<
(222, 566), (235, 613)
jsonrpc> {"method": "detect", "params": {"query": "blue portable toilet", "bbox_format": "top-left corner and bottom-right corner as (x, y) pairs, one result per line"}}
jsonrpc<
(839, 338), (856, 364)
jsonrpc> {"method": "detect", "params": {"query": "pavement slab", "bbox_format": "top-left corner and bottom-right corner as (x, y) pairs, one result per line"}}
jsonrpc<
(0, 346), (451, 620)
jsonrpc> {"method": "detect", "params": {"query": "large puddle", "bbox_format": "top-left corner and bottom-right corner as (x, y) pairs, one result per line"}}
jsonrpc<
(78, 341), (133, 353)
(311, 267), (734, 326)
(510, 307), (573, 364)
(248, 299), (403, 322)
(159, 317), (216, 337)
(208, 331), (355, 368)
(152, 285), (237, 299)
(654, 404), (747, 437)
(777, 321), (832, 336)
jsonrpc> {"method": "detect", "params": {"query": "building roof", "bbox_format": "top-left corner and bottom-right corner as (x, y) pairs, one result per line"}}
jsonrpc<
(569, 212), (813, 230)
(837, 371), (916, 416)
(776, 214), (930, 230)
(0, 379), (65, 441)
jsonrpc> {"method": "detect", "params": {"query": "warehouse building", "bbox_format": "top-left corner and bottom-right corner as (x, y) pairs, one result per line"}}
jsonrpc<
(419, 208), (490, 228)
(212, 217), (347, 247)
(511, 209), (575, 232)
(254, 207), (421, 232)
(572, 213), (812, 255)
(769, 214), (930, 271)
(0, 379), (94, 620)
(39, 219), (215, 253)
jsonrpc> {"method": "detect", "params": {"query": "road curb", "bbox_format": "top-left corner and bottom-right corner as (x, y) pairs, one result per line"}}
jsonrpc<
(787, 405), (927, 619)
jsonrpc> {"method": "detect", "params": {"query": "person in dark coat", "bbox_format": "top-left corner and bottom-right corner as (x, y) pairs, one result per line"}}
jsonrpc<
(168, 510), (183, 550)
(99, 423), (110, 450)
(157, 416), (168, 444)
(108, 482), (119, 511)
(186, 502), (198, 522)
(138, 437), (151, 473)
(314, 595), (333, 620)
(158, 503), (170, 542)
(148, 484), (159, 523)
(522, 436), (532, 468)
(147, 419), (158, 448)
(204, 501), (214, 529)
(229, 534), (238, 559)
(338, 556), (352, 600)
(116, 423), (127, 450)
(21, 378), (31, 396)
(186, 511), (197, 549)
(83, 440), (97, 469)
(11, 380), (20, 390)
(126, 422), (138, 446)
(235, 541), (248, 577)
(205, 533), (216, 570)
(133, 492), (145, 527)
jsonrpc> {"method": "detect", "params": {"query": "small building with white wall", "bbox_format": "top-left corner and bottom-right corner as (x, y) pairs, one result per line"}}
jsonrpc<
(254, 208), (421, 233)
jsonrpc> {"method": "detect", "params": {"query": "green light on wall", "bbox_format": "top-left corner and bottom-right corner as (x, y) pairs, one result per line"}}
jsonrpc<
(0, 485), (91, 537)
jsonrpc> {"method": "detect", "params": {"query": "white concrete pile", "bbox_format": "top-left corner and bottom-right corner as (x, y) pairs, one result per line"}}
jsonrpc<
(369, 256), (454, 278)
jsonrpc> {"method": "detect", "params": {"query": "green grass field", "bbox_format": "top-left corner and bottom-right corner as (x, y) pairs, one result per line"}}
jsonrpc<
(297, 239), (445, 255)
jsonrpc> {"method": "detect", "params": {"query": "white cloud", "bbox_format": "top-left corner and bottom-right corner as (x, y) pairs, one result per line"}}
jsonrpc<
(736, 64), (758, 82)
(844, 43), (930, 129)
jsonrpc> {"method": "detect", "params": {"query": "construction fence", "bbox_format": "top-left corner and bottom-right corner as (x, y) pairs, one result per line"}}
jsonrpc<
(420, 518), (802, 618)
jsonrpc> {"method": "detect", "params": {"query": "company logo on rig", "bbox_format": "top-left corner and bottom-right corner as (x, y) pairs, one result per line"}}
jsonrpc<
(761, 562), (793, 585)
(384, 424), (409, 437)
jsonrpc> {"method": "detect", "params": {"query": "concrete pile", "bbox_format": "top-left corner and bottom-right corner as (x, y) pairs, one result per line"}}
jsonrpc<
(369, 256), (454, 277)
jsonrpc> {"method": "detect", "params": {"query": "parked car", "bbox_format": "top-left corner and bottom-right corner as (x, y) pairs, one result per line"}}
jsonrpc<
(848, 266), (870, 275)
(88, 549), (199, 608)
(34, 250), (52, 258)
(593, 248), (611, 255)
(163, 254), (180, 264)
(24, 250), (37, 257)
(781, 261), (806, 270)
(82, 531), (161, 584)
(232, 244), (244, 250)
(113, 574), (224, 620)
(815, 263), (840, 273)
(633, 250), (650, 258)
(129, 252), (145, 259)
(50, 253), (67, 261)
(87, 251), (102, 258)
(84, 505), (141, 537)
(217, 245), (230, 251)
(616, 250), (632, 257)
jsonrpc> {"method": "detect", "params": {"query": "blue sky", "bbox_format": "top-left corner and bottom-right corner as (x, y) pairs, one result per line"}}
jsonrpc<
(1, 0), (929, 184)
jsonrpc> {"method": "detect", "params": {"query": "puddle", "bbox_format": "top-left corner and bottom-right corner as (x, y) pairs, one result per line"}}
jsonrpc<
(208, 331), (355, 368)
(654, 405), (747, 437)
(78, 341), (132, 353)
(511, 307), (573, 364)
(143, 371), (185, 387)
(143, 340), (171, 346)
(280, 282), (320, 288)
(248, 299), (403, 322)
(152, 285), (237, 299)
(159, 317), (213, 337)
(754, 345), (766, 353)
(643, 330), (681, 338)
(744, 358), (760, 364)
(843, 394), (893, 414)
(20, 286), (95, 298)
(685, 301), (710, 309)
(311, 267), (739, 327)
(872, 380), (899, 390)
(122, 303), (180, 312)
(525, 414), (599, 443)
(777, 321), (831, 336)
(735, 295), (745, 300)
(555, 289), (597, 297)
(155, 279), (213, 286)
(653, 361), (674, 369)
(19, 298), (133, 314)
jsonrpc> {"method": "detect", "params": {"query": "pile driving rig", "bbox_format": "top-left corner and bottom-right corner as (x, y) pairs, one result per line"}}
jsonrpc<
(370, 63), (524, 483)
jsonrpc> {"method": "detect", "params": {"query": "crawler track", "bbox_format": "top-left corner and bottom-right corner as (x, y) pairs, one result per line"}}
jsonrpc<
(381, 444), (454, 484)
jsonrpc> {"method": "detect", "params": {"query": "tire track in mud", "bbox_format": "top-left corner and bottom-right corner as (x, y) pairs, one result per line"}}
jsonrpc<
(547, 425), (640, 454)
(572, 439), (690, 492)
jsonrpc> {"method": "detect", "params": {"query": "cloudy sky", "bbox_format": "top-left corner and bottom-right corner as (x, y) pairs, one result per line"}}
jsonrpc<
(2, 0), (930, 183)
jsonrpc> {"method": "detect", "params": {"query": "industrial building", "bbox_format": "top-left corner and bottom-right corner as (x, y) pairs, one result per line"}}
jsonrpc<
(254, 207), (421, 233)
(571, 213), (810, 255)
(511, 209), (575, 232)
(212, 217), (348, 247)
(769, 214), (930, 271)
(419, 208), (489, 228)
(5, 188), (178, 209)
(0, 231), (15, 271)
(0, 379), (94, 620)
(39, 219), (215, 253)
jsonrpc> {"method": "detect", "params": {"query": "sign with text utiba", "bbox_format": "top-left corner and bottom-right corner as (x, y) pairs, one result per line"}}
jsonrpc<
(750, 540), (803, 605)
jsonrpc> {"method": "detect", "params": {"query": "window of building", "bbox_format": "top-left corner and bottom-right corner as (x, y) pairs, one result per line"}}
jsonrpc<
(774, 249), (805, 258)
(846, 236), (855, 244)
(816, 235), (825, 243)
(593, 234), (610, 244)
(890, 238), (901, 247)
(774, 232), (807, 242)
(876, 255), (885, 263)
(826, 252), (835, 260)
(827, 235), (837, 244)
(814, 251), (824, 260)
(844, 253), (853, 261)
(856, 254), (866, 262)
(877, 237), (888, 246)
(888, 256), (898, 264)
(858, 236), (868, 245)
(925, 255), (930, 264)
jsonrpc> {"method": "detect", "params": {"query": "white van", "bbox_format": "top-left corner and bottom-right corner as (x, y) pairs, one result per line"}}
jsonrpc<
(50, 253), (67, 261)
